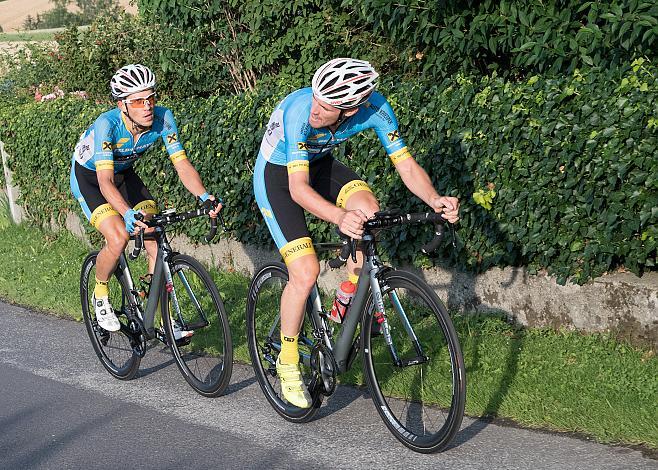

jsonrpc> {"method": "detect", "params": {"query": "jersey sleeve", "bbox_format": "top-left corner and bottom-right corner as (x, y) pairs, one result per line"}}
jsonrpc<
(160, 108), (187, 164)
(283, 101), (312, 175)
(367, 94), (412, 166)
(91, 117), (116, 172)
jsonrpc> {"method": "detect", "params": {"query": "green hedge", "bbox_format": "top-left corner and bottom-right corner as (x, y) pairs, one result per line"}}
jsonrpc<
(348, 0), (658, 77)
(1, 62), (656, 284)
(5, 1), (657, 101)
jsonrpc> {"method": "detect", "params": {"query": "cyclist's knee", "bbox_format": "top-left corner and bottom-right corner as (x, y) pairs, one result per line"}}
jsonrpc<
(287, 258), (320, 292)
(346, 192), (379, 218)
(105, 228), (129, 255)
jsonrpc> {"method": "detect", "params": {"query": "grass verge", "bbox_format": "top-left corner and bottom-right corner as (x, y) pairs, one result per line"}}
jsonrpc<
(0, 219), (656, 450)
(0, 31), (57, 42)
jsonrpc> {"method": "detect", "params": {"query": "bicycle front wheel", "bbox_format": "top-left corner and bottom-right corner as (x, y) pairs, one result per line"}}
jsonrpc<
(362, 269), (466, 453)
(80, 252), (141, 380)
(246, 262), (322, 422)
(161, 254), (233, 397)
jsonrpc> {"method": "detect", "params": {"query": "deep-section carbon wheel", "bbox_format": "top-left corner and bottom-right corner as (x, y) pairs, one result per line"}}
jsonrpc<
(161, 254), (233, 397)
(246, 262), (322, 422)
(80, 252), (141, 380)
(362, 269), (466, 453)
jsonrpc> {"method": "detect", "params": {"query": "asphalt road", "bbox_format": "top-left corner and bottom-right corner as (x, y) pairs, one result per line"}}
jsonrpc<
(0, 301), (655, 470)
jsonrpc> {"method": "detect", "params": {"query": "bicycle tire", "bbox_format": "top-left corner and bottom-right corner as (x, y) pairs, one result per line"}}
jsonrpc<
(362, 269), (466, 453)
(246, 262), (322, 422)
(161, 254), (233, 397)
(80, 251), (141, 380)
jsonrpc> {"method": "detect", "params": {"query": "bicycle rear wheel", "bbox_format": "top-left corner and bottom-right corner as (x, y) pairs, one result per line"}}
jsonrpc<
(246, 262), (322, 422)
(80, 252), (141, 380)
(161, 254), (233, 397)
(362, 269), (465, 453)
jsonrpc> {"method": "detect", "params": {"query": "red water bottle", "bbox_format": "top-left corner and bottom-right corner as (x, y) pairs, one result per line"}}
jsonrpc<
(329, 280), (356, 323)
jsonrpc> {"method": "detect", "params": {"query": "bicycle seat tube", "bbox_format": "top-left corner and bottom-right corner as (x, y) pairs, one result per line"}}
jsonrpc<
(332, 233), (380, 372)
(135, 228), (173, 339)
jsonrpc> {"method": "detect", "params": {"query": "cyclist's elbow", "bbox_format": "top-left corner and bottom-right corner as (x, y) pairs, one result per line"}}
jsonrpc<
(289, 182), (309, 205)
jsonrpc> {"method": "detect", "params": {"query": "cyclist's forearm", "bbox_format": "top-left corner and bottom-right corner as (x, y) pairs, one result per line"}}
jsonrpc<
(290, 181), (344, 225)
(98, 176), (132, 215)
(174, 159), (208, 197)
(395, 158), (440, 206)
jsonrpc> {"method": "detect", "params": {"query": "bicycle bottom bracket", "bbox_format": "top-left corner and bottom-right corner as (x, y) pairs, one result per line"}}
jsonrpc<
(310, 343), (338, 396)
(128, 319), (147, 357)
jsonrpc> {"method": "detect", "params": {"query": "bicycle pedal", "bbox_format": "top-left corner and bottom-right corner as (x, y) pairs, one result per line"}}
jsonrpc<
(183, 320), (209, 331)
(175, 337), (192, 347)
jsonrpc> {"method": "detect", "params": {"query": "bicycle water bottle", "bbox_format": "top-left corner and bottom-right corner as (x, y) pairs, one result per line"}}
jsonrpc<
(329, 280), (356, 323)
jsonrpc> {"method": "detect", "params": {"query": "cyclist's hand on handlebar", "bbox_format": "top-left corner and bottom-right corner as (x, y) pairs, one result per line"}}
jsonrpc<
(337, 209), (368, 239)
(123, 209), (148, 234)
(199, 193), (223, 218)
(430, 195), (460, 224)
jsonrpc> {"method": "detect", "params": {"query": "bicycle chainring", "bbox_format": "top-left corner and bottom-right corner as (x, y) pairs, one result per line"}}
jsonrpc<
(310, 343), (338, 396)
(128, 319), (147, 358)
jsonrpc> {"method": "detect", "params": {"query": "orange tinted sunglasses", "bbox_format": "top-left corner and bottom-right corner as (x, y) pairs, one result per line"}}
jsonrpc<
(124, 92), (157, 108)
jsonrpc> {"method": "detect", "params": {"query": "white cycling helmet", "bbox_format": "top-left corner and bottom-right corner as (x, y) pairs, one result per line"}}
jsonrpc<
(312, 58), (379, 109)
(110, 64), (156, 99)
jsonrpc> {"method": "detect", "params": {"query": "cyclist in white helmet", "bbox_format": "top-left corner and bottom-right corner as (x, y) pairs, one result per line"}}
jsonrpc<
(71, 64), (222, 335)
(253, 57), (460, 408)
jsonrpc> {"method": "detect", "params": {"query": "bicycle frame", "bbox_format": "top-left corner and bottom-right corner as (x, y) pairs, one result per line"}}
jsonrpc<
(114, 228), (178, 340)
(301, 232), (405, 374)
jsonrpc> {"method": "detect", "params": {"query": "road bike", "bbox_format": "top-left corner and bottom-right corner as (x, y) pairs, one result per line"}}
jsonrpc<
(80, 201), (233, 397)
(246, 209), (465, 453)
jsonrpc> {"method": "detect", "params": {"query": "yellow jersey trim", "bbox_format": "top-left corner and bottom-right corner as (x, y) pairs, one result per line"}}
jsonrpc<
(389, 147), (412, 165)
(90, 203), (120, 229)
(336, 180), (373, 208)
(133, 199), (158, 215)
(287, 160), (310, 174)
(95, 160), (115, 171)
(280, 237), (315, 264)
(170, 150), (188, 164)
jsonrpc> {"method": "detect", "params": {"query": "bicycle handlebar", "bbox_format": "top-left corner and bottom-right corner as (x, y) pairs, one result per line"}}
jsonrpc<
(328, 210), (451, 268)
(128, 199), (225, 260)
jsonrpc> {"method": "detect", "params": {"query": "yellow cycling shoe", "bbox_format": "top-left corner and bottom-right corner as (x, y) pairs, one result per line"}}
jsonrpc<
(276, 357), (312, 408)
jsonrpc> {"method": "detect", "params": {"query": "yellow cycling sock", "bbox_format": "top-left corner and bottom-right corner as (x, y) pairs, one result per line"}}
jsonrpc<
(279, 332), (299, 365)
(348, 272), (359, 285)
(94, 277), (109, 298)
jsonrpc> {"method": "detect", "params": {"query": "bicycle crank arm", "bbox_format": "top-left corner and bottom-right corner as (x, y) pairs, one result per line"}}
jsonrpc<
(397, 355), (429, 367)
(183, 320), (210, 331)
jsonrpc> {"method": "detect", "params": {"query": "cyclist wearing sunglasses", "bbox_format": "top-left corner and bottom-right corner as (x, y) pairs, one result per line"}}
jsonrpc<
(70, 64), (221, 333)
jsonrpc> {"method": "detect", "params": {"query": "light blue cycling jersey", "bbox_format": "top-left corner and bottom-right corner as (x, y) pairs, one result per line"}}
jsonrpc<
(258, 88), (412, 170)
(71, 106), (187, 173)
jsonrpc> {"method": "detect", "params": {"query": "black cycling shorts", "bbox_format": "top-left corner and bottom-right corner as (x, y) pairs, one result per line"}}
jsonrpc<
(70, 162), (157, 229)
(253, 154), (373, 264)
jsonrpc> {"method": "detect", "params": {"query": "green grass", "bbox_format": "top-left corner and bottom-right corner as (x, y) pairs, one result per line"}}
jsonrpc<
(0, 25), (90, 42)
(0, 31), (58, 42)
(0, 220), (656, 450)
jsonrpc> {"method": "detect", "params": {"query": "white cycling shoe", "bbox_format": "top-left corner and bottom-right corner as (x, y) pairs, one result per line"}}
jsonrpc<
(172, 322), (194, 341)
(93, 295), (121, 332)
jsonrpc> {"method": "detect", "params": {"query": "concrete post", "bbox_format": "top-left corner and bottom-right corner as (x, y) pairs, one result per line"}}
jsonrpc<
(0, 140), (23, 224)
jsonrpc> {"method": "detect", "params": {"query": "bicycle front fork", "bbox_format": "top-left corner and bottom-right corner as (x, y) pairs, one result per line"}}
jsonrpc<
(370, 277), (427, 368)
